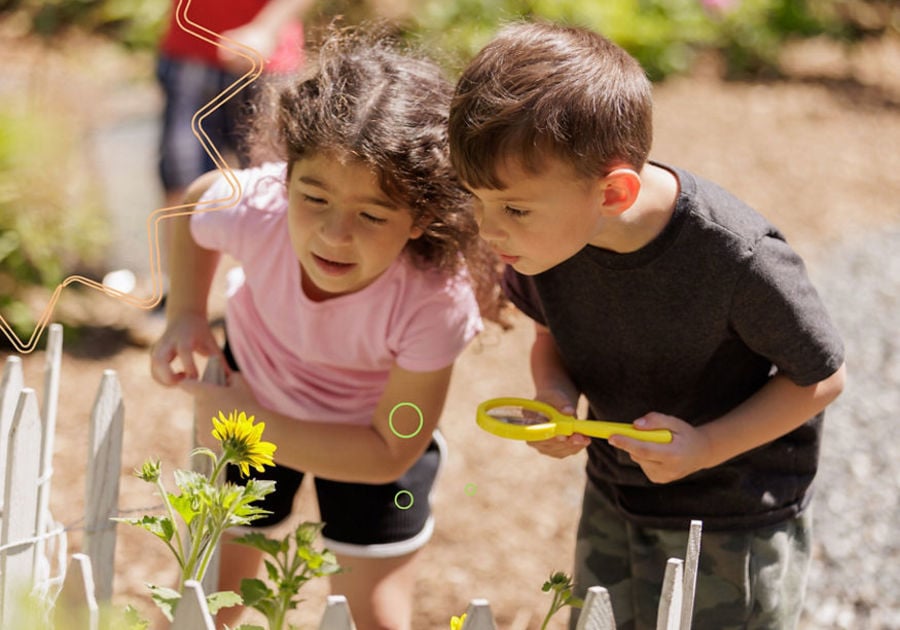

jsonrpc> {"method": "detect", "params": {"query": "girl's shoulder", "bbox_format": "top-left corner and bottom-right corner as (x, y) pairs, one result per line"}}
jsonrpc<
(199, 162), (289, 214)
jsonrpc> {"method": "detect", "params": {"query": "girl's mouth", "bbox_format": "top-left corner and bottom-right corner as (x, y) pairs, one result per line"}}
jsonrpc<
(312, 253), (356, 276)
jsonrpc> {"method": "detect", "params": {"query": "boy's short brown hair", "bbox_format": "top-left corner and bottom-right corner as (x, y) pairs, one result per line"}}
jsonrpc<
(449, 21), (653, 188)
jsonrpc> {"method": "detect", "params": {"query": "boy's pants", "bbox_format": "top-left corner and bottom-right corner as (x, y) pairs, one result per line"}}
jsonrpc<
(570, 480), (812, 630)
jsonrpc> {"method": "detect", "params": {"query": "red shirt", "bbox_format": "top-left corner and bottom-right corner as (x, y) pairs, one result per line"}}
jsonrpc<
(160, 0), (303, 73)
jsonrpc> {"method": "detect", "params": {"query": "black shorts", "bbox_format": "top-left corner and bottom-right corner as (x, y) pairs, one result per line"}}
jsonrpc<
(222, 343), (444, 557)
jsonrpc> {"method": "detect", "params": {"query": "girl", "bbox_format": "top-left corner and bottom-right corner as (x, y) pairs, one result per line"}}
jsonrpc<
(150, 26), (504, 630)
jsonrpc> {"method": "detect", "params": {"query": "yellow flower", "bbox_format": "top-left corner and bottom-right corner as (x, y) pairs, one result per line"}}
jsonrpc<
(450, 613), (467, 630)
(212, 410), (277, 477)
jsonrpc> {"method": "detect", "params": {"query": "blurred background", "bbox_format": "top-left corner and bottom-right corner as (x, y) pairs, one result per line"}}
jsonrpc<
(0, 0), (895, 342)
(1, 1), (898, 628)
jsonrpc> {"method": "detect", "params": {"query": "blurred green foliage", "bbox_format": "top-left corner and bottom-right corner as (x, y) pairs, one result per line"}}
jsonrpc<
(1, 0), (168, 49)
(409, 0), (856, 79)
(0, 107), (109, 336)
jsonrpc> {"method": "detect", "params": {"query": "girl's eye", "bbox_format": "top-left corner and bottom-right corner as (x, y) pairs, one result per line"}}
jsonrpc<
(362, 213), (388, 225)
(302, 194), (326, 204)
(504, 205), (530, 218)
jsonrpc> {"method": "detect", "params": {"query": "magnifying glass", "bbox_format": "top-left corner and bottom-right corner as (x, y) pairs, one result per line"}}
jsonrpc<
(476, 397), (672, 444)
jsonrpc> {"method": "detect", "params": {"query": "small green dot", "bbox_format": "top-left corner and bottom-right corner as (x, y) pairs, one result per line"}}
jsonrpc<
(464, 483), (477, 496)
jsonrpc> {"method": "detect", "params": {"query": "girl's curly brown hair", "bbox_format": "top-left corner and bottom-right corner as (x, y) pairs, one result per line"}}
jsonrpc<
(244, 24), (508, 326)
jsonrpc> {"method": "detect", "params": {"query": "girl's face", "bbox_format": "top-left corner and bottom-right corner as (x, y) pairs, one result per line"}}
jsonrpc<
(286, 153), (422, 301)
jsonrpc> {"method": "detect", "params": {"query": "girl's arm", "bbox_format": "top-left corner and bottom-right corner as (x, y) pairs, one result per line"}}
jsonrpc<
(187, 362), (454, 484)
(528, 322), (591, 458)
(610, 362), (847, 483)
(150, 171), (224, 386)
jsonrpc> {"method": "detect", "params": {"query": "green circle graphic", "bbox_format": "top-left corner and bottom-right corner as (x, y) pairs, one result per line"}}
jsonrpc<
(464, 483), (477, 496)
(388, 402), (424, 439)
(394, 490), (414, 510)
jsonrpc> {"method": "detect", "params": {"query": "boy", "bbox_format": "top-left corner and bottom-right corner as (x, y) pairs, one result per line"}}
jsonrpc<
(449, 21), (846, 630)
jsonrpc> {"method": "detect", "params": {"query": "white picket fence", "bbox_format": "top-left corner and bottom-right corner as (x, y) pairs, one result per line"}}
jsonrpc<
(0, 323), (703, 629)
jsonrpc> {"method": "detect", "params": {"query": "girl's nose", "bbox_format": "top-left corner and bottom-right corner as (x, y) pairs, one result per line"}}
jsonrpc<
(320, 211), (354, 244)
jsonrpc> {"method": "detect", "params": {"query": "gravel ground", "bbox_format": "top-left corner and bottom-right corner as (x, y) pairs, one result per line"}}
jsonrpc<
(800, 224), (900, 630)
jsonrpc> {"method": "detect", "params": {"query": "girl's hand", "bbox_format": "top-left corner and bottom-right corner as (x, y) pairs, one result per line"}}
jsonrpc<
(150, 314), (225, 386)
(527, 389), (590, 459)
(608, 412), (712, 484)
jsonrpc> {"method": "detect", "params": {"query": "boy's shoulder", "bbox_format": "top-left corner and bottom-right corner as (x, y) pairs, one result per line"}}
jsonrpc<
(662, 162), (783, 249)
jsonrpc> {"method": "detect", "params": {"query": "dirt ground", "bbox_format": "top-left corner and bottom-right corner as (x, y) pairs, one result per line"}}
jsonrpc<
(3, 28), (900, 630)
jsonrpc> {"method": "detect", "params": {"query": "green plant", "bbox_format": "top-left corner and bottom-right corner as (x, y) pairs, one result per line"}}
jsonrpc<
(116, 410), (277, 621)
(407, 0), (854, 80)
(0, 106), (109, 339)
(540, 572), (583, 630)
(232, 523), (341, 630)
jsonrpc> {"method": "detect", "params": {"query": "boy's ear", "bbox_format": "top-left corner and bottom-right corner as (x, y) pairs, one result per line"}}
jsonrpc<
(600, 168), (641, 214)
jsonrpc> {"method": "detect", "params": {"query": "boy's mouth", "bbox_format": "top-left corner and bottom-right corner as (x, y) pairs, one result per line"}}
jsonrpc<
(312, 253), (356, 276)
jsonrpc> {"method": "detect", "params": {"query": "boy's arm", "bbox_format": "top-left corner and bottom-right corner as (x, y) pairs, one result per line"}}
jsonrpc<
(610, 363), (846, 484)
(530, 322), (591, 458)
(150, 171), (224, 386)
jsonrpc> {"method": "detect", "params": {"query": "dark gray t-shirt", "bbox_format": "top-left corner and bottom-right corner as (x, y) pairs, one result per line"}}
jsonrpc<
(503, 164), (844, 531)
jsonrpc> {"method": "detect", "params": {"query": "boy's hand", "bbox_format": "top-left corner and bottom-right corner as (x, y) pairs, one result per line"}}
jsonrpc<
(607, 412), (712, 483)
(528, 389), (590, 459)
(150, 314), (225, 386)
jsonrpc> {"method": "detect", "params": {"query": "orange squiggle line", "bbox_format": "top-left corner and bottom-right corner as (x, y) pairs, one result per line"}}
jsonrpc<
(1, 0), (266, 354)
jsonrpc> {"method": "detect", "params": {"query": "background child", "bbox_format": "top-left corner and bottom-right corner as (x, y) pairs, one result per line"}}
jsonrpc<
(150, 27), (504, 630)
(449, 21), (846, 629)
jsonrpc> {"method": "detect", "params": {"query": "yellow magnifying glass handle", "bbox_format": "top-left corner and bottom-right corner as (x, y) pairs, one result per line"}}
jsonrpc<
(569, 419), (672, 444)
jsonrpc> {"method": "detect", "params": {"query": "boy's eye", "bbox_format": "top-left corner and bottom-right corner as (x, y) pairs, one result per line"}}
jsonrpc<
(503, 205), (530, 218)
(302, 194), (326, 204)
(362, 212), (388, 225)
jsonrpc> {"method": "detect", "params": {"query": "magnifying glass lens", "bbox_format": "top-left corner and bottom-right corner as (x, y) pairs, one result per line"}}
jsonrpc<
(487, 405), (552, 426)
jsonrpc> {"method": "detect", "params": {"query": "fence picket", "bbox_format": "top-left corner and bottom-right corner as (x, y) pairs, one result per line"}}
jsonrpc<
(0, 388), (42, 622)
(36, 324), (63, 569)
(577, 586), (616, 630)
(0, 356), (24, 512)
(461, 598), (497, 630)
(55, 553), (99, 630)
(171, 580), (216, 630)
(83, 370), (124, 602)
(318, 594), (357, 630)
(680, 520), (702, 630)
(656, 558), (684, 630)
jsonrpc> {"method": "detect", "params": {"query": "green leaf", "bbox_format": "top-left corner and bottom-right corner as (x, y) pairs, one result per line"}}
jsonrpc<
(233, 532), (283, 557)
(206, 590), (243, 614)
(168, 492), (199, 527)
(239, 578), (274, 607)
(264, 559), (280, 583)
(148, 584), (181, 622)
(114, 515), (175, 543)
(122, 604), (150, 629)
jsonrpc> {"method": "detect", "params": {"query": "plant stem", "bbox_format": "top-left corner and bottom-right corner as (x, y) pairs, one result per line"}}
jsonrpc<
(156, 478), (185, 568)
(540, 593), (562, 630)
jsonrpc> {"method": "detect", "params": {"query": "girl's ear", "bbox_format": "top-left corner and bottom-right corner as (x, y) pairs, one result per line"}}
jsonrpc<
(409, 225), (425, 240)
(600, 168), (642, 215)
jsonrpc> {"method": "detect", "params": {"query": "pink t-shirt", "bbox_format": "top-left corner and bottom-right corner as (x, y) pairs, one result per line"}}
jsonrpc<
(192, 163), (482, 426)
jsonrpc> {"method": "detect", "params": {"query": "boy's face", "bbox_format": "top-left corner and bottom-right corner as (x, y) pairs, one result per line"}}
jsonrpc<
(466, 156), (607, 275)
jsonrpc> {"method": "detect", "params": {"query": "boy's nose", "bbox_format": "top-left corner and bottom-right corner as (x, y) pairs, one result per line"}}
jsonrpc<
(478, 212), (506, 242)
